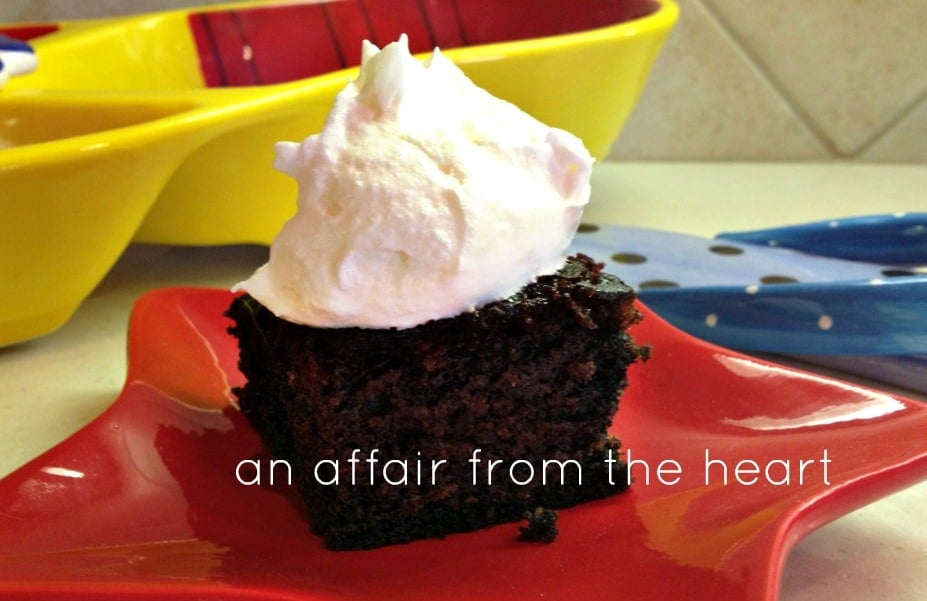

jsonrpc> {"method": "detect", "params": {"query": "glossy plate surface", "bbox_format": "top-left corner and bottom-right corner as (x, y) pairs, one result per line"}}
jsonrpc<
(1, 287), (926, 600)
(717, 212), (927, 267)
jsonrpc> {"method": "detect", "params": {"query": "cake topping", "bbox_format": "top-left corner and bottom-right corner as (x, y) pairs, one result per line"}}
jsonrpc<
(235, 35), (593, 329)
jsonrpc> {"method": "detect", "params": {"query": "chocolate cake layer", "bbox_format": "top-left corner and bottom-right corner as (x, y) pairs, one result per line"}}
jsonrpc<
(228, 254), (646, 550)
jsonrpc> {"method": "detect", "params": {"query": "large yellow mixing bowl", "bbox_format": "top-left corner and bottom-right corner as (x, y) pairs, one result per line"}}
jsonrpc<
(0, 0), (677, 346)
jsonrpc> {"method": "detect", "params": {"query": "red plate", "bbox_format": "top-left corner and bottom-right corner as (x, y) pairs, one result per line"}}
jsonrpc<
(2, 287), (926, 599)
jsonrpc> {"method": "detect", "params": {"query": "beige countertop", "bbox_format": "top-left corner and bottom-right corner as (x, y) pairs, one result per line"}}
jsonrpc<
(1, 161), (925, 599)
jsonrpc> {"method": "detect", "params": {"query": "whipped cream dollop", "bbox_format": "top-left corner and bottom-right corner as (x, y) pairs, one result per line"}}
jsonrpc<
(235, 35), (593, 329)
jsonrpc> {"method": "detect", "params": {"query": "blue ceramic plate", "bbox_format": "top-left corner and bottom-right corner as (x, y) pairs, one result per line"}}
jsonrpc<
(570, 213), (927, 393)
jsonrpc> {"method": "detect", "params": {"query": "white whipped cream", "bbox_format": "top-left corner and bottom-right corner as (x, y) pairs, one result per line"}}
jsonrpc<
(235, 35), (593, 329)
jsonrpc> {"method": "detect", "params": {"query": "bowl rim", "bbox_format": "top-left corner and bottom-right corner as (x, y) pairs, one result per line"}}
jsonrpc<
(0, 0), (679, 167)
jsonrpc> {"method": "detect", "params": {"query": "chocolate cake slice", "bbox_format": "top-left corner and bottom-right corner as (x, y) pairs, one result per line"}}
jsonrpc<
(227, 254), (646, 550)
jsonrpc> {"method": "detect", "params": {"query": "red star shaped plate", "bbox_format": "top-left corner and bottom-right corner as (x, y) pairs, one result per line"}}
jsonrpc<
(2, 287), (926, 599)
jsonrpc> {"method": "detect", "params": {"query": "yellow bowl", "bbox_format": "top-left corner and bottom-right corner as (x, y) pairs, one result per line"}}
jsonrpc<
(0, 0), (677, 346)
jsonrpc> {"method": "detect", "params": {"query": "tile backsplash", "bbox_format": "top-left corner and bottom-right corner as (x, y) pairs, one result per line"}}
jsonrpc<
(611, 0), (927, 163)
(3, 0), (925, 163)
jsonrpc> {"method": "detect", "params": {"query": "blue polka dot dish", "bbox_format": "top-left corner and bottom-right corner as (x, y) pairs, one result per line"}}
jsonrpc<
(570, 213), (927, 394)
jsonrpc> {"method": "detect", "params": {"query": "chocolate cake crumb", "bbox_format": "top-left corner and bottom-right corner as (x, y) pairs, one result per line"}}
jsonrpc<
(518, 507), (559, 543)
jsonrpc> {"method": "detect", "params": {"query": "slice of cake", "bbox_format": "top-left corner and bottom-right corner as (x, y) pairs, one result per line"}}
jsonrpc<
(229, 254), (644, 550)
(227, 36), (646, 550)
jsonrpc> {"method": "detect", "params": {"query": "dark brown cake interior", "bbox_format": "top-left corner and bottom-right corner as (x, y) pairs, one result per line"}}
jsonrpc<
(227, 254), (646, 550)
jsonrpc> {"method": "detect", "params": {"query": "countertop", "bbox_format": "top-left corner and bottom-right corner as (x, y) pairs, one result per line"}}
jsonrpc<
(1, 162), (926, 599)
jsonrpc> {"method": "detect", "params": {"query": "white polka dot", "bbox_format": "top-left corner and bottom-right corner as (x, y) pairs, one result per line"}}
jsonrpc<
(818, 315), (833, 330)
(705, 313), (719, 327)
(870, 278), (885, 286)
(828, 220), (840, 228)
(745, 284), (759, 295)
